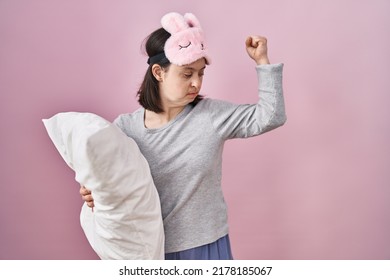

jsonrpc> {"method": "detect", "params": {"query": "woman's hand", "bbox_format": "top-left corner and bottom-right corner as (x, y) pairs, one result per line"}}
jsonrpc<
(80, 185), (95, 209)
(245, 35), (270, 65)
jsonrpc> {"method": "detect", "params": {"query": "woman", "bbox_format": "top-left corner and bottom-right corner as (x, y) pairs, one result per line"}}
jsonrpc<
(80, 12), (286, 260)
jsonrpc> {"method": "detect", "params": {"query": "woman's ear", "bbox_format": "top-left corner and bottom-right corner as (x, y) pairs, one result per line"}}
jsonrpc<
(152, 64), (163, 81)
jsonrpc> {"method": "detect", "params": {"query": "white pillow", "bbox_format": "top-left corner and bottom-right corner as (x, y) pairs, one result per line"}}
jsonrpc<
(42, 112), (164, 260)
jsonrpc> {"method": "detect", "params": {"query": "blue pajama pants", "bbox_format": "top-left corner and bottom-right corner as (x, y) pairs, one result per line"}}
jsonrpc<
(165, 235), (233, 260)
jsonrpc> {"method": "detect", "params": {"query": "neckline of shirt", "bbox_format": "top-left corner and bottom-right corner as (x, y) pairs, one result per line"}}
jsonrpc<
(141, 105), (192, 133)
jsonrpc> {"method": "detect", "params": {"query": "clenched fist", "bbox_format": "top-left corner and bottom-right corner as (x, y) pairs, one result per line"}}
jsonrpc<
(245, 36), (270, 65)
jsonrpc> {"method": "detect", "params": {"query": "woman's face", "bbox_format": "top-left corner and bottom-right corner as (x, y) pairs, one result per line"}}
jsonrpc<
(159, 58), (206, 109)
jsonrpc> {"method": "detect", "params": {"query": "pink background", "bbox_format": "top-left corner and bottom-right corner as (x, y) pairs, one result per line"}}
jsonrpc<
(1, 0), (389, 260)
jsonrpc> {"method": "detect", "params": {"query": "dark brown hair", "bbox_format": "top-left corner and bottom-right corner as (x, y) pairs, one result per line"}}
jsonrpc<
(137, 28), (203, 113)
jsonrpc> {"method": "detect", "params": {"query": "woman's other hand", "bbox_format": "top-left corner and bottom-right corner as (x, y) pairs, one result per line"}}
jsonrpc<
(80, 185), (95, 208)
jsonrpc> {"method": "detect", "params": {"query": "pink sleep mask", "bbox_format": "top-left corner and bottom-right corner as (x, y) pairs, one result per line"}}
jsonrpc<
(160, 12), (211, 66)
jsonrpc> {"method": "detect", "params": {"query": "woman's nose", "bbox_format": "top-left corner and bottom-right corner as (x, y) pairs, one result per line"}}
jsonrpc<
(191, 77), (202, 89)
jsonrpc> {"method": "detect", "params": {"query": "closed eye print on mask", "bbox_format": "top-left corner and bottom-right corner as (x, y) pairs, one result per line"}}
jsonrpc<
(179, 42), (205, 51)
(179, 42), (191, 49)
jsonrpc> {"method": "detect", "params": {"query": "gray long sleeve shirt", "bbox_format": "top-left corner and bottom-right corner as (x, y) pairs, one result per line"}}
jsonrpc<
(114, 63), (286, 253)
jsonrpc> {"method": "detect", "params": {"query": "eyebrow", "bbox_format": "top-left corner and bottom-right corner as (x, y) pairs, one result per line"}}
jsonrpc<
(183, 66), (206, 71)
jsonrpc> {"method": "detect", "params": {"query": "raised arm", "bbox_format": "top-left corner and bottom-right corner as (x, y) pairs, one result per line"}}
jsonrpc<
(206, 36), (286, 140)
